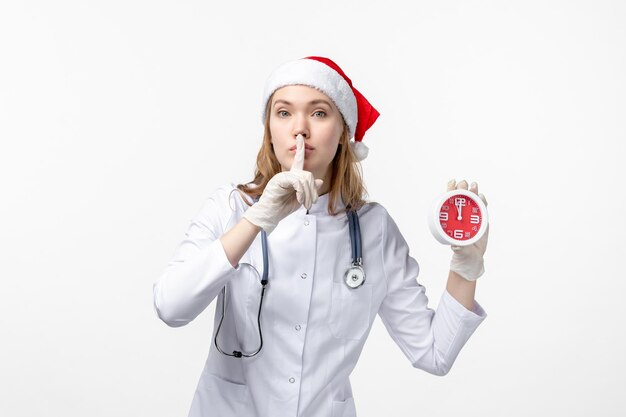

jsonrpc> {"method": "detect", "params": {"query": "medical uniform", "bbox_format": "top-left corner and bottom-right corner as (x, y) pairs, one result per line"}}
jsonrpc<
(153, 182), (487, 417)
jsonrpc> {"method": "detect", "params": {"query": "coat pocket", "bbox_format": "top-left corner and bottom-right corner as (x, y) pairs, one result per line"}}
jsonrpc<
(331, 397), (357, 417)
(188, 372), (252, 417)
(328, 281), (373, 340)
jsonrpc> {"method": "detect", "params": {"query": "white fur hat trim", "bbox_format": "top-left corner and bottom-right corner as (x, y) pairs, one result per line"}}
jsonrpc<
(261, 58), (358, 140)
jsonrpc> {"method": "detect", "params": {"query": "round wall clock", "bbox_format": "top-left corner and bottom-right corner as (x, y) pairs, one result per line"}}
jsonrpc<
(428, 189), (489, 246)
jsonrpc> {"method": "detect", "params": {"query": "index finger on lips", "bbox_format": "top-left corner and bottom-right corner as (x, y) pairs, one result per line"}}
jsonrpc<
(291, 134), (305, 171)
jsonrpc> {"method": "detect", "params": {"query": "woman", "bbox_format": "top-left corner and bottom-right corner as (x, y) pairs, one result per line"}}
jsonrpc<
(153, 56), (489, 417)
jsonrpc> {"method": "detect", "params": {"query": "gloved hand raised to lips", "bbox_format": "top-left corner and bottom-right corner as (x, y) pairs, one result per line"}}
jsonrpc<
(243, 134), (324, 235)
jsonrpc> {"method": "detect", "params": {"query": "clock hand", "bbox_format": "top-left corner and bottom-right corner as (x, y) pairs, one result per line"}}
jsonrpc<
(456, 201), (462, 220)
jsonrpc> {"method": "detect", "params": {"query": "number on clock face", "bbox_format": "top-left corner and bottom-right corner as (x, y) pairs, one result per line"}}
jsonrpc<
(439, 195), (482, 241)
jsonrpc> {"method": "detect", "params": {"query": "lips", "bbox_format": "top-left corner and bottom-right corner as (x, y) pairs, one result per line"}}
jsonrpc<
(289, 144), (315, 151)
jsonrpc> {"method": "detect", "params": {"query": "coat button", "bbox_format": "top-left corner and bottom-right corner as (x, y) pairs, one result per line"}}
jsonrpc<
(295, 325), (301, 331)
(301, 273), (307, 279)
(289, 377), (295, 383)
(304, 220), (310, 226)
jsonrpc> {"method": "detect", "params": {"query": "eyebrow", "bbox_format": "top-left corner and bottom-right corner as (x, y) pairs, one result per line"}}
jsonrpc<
(273, 99), (333, 108)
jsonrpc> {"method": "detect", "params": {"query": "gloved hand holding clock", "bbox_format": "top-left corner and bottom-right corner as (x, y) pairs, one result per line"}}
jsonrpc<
(449, 179), (489, 281)
(429, 179), (490, 282)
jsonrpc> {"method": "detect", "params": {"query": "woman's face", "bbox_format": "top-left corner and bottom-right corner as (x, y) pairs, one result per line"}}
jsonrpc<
(269, 85), (344, 181)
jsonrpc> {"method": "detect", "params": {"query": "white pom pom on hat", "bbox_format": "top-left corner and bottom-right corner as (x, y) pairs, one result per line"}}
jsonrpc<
(261, 56), (380, 161)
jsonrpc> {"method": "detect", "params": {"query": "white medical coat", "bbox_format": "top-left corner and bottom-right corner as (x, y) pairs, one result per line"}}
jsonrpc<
(153, 183), (487, 417)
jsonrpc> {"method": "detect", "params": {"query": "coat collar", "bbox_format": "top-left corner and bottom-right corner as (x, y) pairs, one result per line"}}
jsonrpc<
(298, 192), (346, 216)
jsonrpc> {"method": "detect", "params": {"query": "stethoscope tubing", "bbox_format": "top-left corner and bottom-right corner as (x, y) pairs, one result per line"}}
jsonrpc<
(347, 207), (362, 264)
(215, 202), (363, 359)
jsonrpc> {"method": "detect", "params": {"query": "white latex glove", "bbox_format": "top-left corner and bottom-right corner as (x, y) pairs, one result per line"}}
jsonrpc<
(448, 179), (490, 281)
(243, 134), (324, 234)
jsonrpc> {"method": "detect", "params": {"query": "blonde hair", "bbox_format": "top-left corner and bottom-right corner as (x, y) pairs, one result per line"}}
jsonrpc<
(236, 93), (368, 216)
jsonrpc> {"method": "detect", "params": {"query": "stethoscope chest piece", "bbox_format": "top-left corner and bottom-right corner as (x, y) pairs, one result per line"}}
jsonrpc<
(344, 263), (365, 289)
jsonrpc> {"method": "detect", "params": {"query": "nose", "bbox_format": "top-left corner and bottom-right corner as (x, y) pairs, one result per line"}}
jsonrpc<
(292, 113), (309, 140)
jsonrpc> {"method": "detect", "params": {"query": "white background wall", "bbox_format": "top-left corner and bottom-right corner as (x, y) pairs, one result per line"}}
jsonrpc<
(1, 1), (624, 416)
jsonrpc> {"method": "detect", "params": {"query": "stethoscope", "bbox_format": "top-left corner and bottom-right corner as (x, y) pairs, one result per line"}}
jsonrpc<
(214, 201), (365, 359)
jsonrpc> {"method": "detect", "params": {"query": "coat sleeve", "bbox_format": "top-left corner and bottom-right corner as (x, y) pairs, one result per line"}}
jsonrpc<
(377, 208), (487, 376)
(152, 184), (243, 327)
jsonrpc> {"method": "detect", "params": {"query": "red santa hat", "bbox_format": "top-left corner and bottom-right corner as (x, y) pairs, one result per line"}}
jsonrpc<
(261, 56), (380, 161)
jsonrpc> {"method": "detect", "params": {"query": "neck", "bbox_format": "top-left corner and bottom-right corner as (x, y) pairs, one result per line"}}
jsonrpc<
(317, 167), (332, 196)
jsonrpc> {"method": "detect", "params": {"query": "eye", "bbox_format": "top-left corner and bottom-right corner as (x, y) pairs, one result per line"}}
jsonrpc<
(313, 111), (327, 117)
(277, 110), (289, 117)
